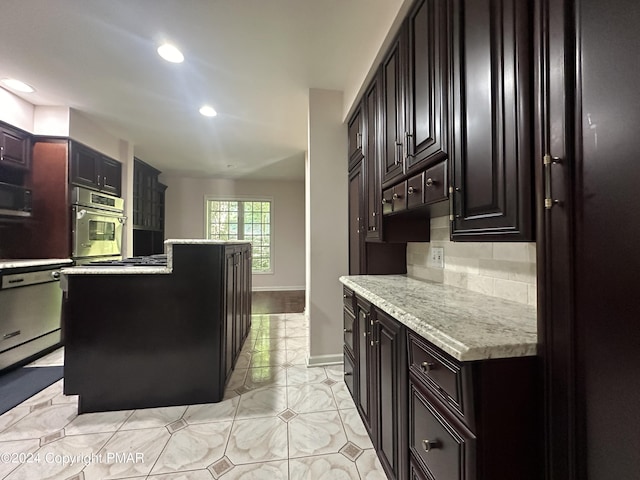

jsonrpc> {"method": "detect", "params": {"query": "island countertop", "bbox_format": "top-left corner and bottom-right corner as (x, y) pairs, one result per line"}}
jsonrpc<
(61, 239), (250, 275)
(339, 275), (537, 362)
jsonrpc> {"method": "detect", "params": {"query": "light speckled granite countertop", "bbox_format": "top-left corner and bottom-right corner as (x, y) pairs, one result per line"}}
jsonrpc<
(339, 275), (537, 362)
(0, 259), (72, 271)
(62, 239), (250, 275)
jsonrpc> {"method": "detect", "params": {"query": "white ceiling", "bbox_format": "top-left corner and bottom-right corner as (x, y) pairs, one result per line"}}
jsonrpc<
(0, 0), (405, 180)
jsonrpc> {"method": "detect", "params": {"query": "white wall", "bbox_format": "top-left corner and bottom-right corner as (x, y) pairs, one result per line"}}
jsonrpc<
(306, 88), (348, 365)
(0, 87), (34, 131)
(162, 176), (305, 290)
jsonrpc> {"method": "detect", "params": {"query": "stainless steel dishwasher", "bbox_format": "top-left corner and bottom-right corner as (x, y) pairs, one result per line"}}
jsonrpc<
(0, 260), (71, 370)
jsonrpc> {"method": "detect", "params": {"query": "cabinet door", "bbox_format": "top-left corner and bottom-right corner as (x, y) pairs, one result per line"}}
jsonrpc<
(450, 0), (533, 240)
(381, 29), (407, 186)
(356, 300), (374, 436)
(405, 0), (449, 173)
(375, 309), (407, 480)
(0, 125), (30, 170)
(364, 72), (383, 241)
(348, 163), (364, 274)
(70, 142), (101, 190)
(348, 106), (363, 169)
(100, 156), (122, 197)
(224, 250), (236, 380)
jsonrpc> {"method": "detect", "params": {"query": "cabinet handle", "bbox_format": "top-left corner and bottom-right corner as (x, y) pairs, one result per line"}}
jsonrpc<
(420, 361), (436, 373)
(392, 193), (400, 200)
(422, 439), (441, 452)
(363, 332), (367, 337)
(404, 132), (412, 161)
(343, 328), (353, 333)
(408, 186), (417, 195)
(344, 371), (353, 376)
(370, 340), (379, 346)
(394, 140), (403, 165)
(0, 145), (4, 160)
(543, 154), (562, 209)
(381, 198), (387, 205)
(425, 177), (434, 187)
(343, 294), (352, 299)
(356, 132), (363, 150)
(97, 174), (102, 185)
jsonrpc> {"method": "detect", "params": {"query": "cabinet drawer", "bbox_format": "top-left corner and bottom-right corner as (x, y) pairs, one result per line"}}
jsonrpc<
(343, 309), (355, 355)
(392, 182), (407, 213)
(407, 172), (424, 209)
(343, 348), (355, 399)
(343, 287), (355, 314)
(381, 187), (394, 215)
(423, 161), (448, 205)
(410, 382), (475, 480)
(408, 332), (464, 415)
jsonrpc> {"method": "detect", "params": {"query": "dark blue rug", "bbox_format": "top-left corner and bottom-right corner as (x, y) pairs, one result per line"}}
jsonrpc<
(0, 366), (64, 415)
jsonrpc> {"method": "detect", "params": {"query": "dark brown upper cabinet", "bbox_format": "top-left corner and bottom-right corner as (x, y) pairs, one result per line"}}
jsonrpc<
(449, 0), (534, 241)
(381, 29), (407, 186)
(364, 70), (383, 241)
(70, 141), (122, 196)
(348, 106), (364, 170)
(0, 122), (31, 172)
(404, 0), (449, 173)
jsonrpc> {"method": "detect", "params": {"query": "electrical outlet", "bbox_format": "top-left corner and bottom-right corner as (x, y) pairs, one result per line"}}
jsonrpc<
(429, 246), (444, 269)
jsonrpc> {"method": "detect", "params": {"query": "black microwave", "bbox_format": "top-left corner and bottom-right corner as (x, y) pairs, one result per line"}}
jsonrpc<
(0, 182), (32, 218)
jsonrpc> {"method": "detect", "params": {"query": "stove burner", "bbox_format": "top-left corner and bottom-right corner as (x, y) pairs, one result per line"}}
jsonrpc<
(86, 254), (167, 267)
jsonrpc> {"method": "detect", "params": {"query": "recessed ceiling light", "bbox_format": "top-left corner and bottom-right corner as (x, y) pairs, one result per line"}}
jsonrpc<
(1, 78), (35, 93)
(157, 43), (184, 63)
(199, 105), (217, 117)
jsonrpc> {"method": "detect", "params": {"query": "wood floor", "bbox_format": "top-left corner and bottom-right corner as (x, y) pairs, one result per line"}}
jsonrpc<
(251, 290), (305, 314)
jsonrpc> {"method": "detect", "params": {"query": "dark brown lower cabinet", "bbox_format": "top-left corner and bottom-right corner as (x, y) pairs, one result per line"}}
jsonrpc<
(343, 291), (541, 480)
(375, 310), (407, 480)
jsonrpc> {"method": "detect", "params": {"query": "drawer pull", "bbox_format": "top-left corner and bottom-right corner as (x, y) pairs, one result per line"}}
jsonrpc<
(3, 330), (21, 340)
(408, 186), (417, 195)
(422, 439), (441, 452)
(343, 294), (352, 299)
(343, 328), (353, 333)
(420, 361), (436, 373)
(344, 372), (353, 376)
(425, 177), (435, 187)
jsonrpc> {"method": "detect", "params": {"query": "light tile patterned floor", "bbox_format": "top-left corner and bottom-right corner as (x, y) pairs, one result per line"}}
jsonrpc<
(0, 313), (388, 480)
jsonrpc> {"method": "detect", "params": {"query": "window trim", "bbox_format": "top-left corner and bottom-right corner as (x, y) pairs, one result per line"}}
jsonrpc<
(204, 195), (274, 275)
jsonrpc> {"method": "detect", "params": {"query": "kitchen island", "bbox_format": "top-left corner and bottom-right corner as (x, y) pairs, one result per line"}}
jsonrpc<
(339, 275), (540, 480)
(61, 240), (251, 413)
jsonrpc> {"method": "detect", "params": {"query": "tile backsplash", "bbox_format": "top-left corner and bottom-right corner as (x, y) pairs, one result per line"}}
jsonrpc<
(407, 216), (537, 306)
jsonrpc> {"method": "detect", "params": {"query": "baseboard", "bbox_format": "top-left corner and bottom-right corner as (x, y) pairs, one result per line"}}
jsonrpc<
(306, 354), (344, 367)
(252, 286), (305, 292)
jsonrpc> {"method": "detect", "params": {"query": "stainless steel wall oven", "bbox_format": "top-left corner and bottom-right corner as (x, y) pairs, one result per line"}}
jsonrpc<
(71, 187), (125, 264)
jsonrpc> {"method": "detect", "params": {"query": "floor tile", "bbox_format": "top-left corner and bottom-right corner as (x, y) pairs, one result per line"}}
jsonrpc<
(289, 453), (361, 480)
(64, 409), (133, 435)
(225, 417), (288, 464)
(243, 366), (287, 391)
(0, 438), (40, 479)
(25, 348), (65, 367)
(148, 470), (215, 479)
(0, 404), (77, 441)
(183, 397), (239, 425)
(119, 406), (186, 431)
(226, 368), (248, 392)
(286, 349), (308, 365)
(218, 460), (288, 479)
(324, 365), (345, 382)
(287, 384), (337, 414)
(4, 432), (112, 480)
(235, 386), (287, 419)
(0, 405), (31, 434)
(332, 382), (357, 410)
(82, 427), (170, 479)
(355, 449), (389, 480)
(338, 408), (374, 450)
(285, 337), (308, 350)
(150, 421), (232, 475)
(248, 350), (288, 368)
(288, 410), (348, 458)
(286, 365), (327, 385)
(252, 337), (286, 352)
(286, 326), (309, 338)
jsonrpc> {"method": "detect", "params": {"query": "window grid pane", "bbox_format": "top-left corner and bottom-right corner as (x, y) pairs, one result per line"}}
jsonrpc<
(207, 199), (271, 273)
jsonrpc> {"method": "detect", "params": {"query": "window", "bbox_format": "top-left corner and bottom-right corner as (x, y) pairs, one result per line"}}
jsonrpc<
(205, 199), (272, 273)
